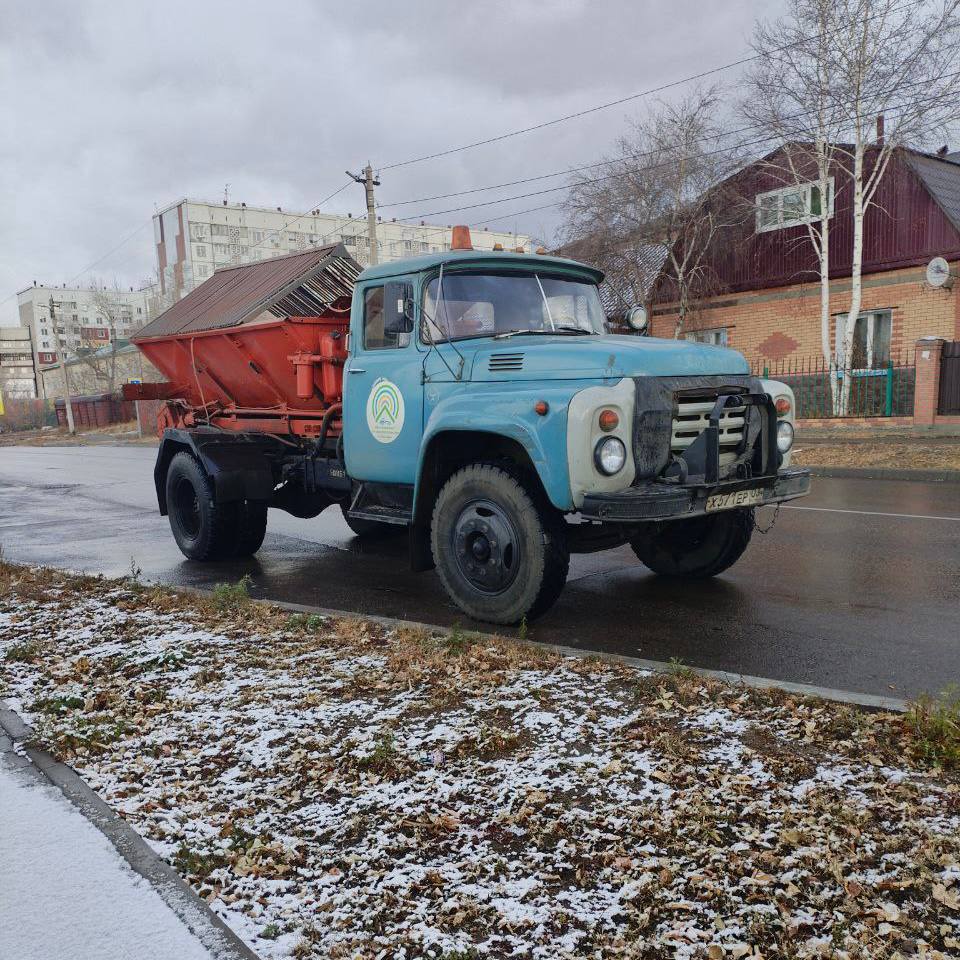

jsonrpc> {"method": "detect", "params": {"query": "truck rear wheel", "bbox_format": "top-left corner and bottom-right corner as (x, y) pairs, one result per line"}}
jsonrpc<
(629, 507), (754, 578)
(166, 451), (240, 561)
(234, 501), (268, 557)
(431, 462), (569, 625)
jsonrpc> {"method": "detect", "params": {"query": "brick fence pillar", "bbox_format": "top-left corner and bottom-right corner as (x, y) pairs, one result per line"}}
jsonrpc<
(913, 337), (945, 426)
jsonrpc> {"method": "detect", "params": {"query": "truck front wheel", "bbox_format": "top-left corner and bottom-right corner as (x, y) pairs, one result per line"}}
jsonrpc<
(431, 462), (569, 625)
(166, 451), (242, 561)
(629, 508), (754, 578)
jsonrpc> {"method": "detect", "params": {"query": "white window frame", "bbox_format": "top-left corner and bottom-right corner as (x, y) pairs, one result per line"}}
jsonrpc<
(684, 328), (728, 347)
(755, 178), (835, 233)
(834, 309), (892, 370)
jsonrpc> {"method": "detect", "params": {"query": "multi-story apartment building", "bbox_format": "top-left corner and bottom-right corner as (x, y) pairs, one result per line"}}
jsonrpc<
(154, 198), (531, 300)
(16, 283), (155, 383)
(0, 325), (37, 398)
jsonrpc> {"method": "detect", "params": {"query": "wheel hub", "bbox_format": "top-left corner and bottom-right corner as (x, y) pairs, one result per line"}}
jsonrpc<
(452, 499), (520, 594)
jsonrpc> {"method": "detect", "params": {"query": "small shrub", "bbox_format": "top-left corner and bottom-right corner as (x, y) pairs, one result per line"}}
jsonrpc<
(669, 657), (696, 680)
(173, 842), (228, 880)
(260, 923), (281, 940)
(444, 623), (470, 655)
(212, 574), (252, 613)
(288, 612), (325, 633)
(355, 733), (399, 774)
(4, 641), (40, 663)
(517, 616), (529, 643)
(907, 686), (960, 770)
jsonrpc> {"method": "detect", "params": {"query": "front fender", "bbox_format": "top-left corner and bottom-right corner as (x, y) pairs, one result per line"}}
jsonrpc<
(419, 383), (584, 511)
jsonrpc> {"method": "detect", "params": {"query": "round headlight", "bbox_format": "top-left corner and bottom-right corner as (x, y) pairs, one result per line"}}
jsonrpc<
(776, 420), (794, 453)
(594, 436), (626, 475)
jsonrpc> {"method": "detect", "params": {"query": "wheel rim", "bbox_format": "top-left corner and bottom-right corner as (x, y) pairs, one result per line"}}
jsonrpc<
(451, 498), (521, 595)
(173, 477), (202, 539)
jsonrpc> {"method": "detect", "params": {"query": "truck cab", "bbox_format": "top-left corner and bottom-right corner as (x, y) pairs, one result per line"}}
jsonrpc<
(136, 230), (809, 625)
(334, 232), (808, 623)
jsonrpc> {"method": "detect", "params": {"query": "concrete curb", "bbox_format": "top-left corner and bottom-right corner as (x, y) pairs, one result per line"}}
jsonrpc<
(807, 465), (960, 483)
(178, 587), (909, 714)
(0, 702), (260, 960)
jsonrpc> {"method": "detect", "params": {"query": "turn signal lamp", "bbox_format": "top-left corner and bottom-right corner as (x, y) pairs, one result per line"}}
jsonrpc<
(534, 400), (549, 416)
(598, 409), (619, 432)
(450, 225), (473, 250)
(775, 396), (792, 417)
(492, 242), (504, 251)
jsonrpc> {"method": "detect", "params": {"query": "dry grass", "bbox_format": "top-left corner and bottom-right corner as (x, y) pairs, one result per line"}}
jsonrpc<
(793, 439), (960, 470)
(2, 561), (959, 958)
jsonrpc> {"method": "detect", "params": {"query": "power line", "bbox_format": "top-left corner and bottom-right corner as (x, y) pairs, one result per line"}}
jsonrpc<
(391, 77), (960, 227)
(381, 60), (960, 215)
(378, 0), (928, 172)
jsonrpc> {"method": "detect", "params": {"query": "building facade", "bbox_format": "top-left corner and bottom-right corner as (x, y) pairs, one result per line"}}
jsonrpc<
(650, 146), (960, 367)
(39, 342), (163, 399)
(154, 198), (531, 301)
(0, 325), (37, 398)
(16, 283), (156, 393)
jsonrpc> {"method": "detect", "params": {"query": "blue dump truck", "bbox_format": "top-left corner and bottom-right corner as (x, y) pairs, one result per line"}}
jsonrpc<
(132, 228), (810, 625)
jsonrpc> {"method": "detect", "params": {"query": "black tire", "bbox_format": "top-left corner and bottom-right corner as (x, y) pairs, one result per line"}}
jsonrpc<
(340, 504), (406, 540)
(630, 507), (754, 578)
(430, 462), (569, 625)
(165, 451), (239, 561)
(234, 501), (268, 557)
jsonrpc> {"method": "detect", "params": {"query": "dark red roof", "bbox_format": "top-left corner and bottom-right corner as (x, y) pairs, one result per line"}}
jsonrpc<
(134, 244), (361, 340)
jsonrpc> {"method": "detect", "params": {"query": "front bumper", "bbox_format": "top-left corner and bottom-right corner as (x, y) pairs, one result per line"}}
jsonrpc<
(580, 467), (811, 523)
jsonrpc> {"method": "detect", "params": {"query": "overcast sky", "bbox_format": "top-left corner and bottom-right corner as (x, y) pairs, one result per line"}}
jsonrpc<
(0, 0), (777, 324)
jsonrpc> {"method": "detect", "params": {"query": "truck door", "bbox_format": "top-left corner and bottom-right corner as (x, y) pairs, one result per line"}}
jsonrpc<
(343, 277), (422, 484)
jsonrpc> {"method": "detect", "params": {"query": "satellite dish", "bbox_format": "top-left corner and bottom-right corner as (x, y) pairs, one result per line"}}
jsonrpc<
(926, 256), (953, 288)
(625, 305), (649, 333)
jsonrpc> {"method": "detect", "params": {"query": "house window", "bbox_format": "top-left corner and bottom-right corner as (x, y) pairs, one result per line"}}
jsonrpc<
(835, 309), (892, 368)
(756, 179), (834, 233)
(195, 245), (207, 258)
(685, 328), (729, 347)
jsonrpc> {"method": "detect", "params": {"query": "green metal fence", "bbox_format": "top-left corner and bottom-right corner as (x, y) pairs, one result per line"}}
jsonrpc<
(753, 354), (915, 418)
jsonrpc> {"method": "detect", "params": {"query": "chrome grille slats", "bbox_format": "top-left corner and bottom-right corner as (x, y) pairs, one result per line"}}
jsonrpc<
(670, 396), (747, 458)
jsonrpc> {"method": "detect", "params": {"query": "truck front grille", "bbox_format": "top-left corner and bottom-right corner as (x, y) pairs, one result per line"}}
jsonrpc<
(671, 397), (746, 468)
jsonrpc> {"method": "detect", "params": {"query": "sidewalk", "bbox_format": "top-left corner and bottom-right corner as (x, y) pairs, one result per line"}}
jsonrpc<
(0, 733), (216, 960)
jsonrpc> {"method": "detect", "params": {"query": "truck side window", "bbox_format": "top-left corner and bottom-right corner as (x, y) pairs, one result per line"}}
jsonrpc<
(363, 282), (413, 350)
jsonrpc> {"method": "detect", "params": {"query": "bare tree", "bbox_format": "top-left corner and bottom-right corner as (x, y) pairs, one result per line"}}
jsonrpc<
(563, 87), (743, 338)
(747, 0), (960, 411)
(743, 0), (846, 395)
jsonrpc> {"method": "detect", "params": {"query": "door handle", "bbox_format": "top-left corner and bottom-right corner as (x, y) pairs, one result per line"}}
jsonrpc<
(349, 368), (366, 374)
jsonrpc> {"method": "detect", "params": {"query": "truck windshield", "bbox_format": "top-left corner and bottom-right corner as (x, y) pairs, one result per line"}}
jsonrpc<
(422, 272), (606, 343)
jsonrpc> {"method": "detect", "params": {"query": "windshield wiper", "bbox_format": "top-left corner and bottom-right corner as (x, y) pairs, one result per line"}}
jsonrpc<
(493, 327), (593, 340)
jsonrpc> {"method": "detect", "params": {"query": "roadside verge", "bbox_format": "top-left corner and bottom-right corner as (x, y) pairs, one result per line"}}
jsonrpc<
(0, 703), (259, 960)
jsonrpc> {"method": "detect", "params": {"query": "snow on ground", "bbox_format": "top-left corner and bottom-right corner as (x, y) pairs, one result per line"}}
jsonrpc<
(1, 567), (958, 959)
(0, 743), (214, 960)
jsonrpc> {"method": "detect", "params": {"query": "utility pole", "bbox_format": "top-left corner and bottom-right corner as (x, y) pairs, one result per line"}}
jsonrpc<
(347, 163), (381, 266)
(49, 296), (76, 435)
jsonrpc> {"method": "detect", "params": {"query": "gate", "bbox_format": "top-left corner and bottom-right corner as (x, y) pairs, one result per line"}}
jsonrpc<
(939, 341), (960, 415)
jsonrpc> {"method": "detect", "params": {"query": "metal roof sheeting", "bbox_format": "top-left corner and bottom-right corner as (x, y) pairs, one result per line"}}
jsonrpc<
(133, 244), (361, 340)
(904, 151), (960, 235)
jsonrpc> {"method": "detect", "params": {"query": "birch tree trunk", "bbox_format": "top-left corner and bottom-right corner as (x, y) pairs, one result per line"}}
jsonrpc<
(839, 145), (866, 415)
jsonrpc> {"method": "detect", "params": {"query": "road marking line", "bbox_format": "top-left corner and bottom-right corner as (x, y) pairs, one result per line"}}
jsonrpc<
(782, 505), (960, 522)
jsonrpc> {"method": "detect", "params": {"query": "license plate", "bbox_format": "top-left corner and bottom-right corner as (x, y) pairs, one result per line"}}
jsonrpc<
(705, 487), (764, 513)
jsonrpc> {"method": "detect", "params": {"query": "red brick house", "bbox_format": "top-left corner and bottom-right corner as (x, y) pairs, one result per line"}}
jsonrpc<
(649, 145), (960, 368)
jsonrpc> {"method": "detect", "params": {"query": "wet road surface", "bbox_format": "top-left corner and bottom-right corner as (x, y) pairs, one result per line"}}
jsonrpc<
(0, 445), (957, 699)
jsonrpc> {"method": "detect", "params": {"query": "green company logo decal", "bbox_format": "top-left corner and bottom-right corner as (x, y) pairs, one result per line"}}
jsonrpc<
(365, 378), (405, 443)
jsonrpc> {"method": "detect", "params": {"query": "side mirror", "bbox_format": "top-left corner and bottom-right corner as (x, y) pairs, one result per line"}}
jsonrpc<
(383, 281), (414, 335)
(626, 305), (649, 334)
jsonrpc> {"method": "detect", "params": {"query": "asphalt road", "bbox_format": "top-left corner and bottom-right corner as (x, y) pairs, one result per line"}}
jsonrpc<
(0, 445), (957, 699)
